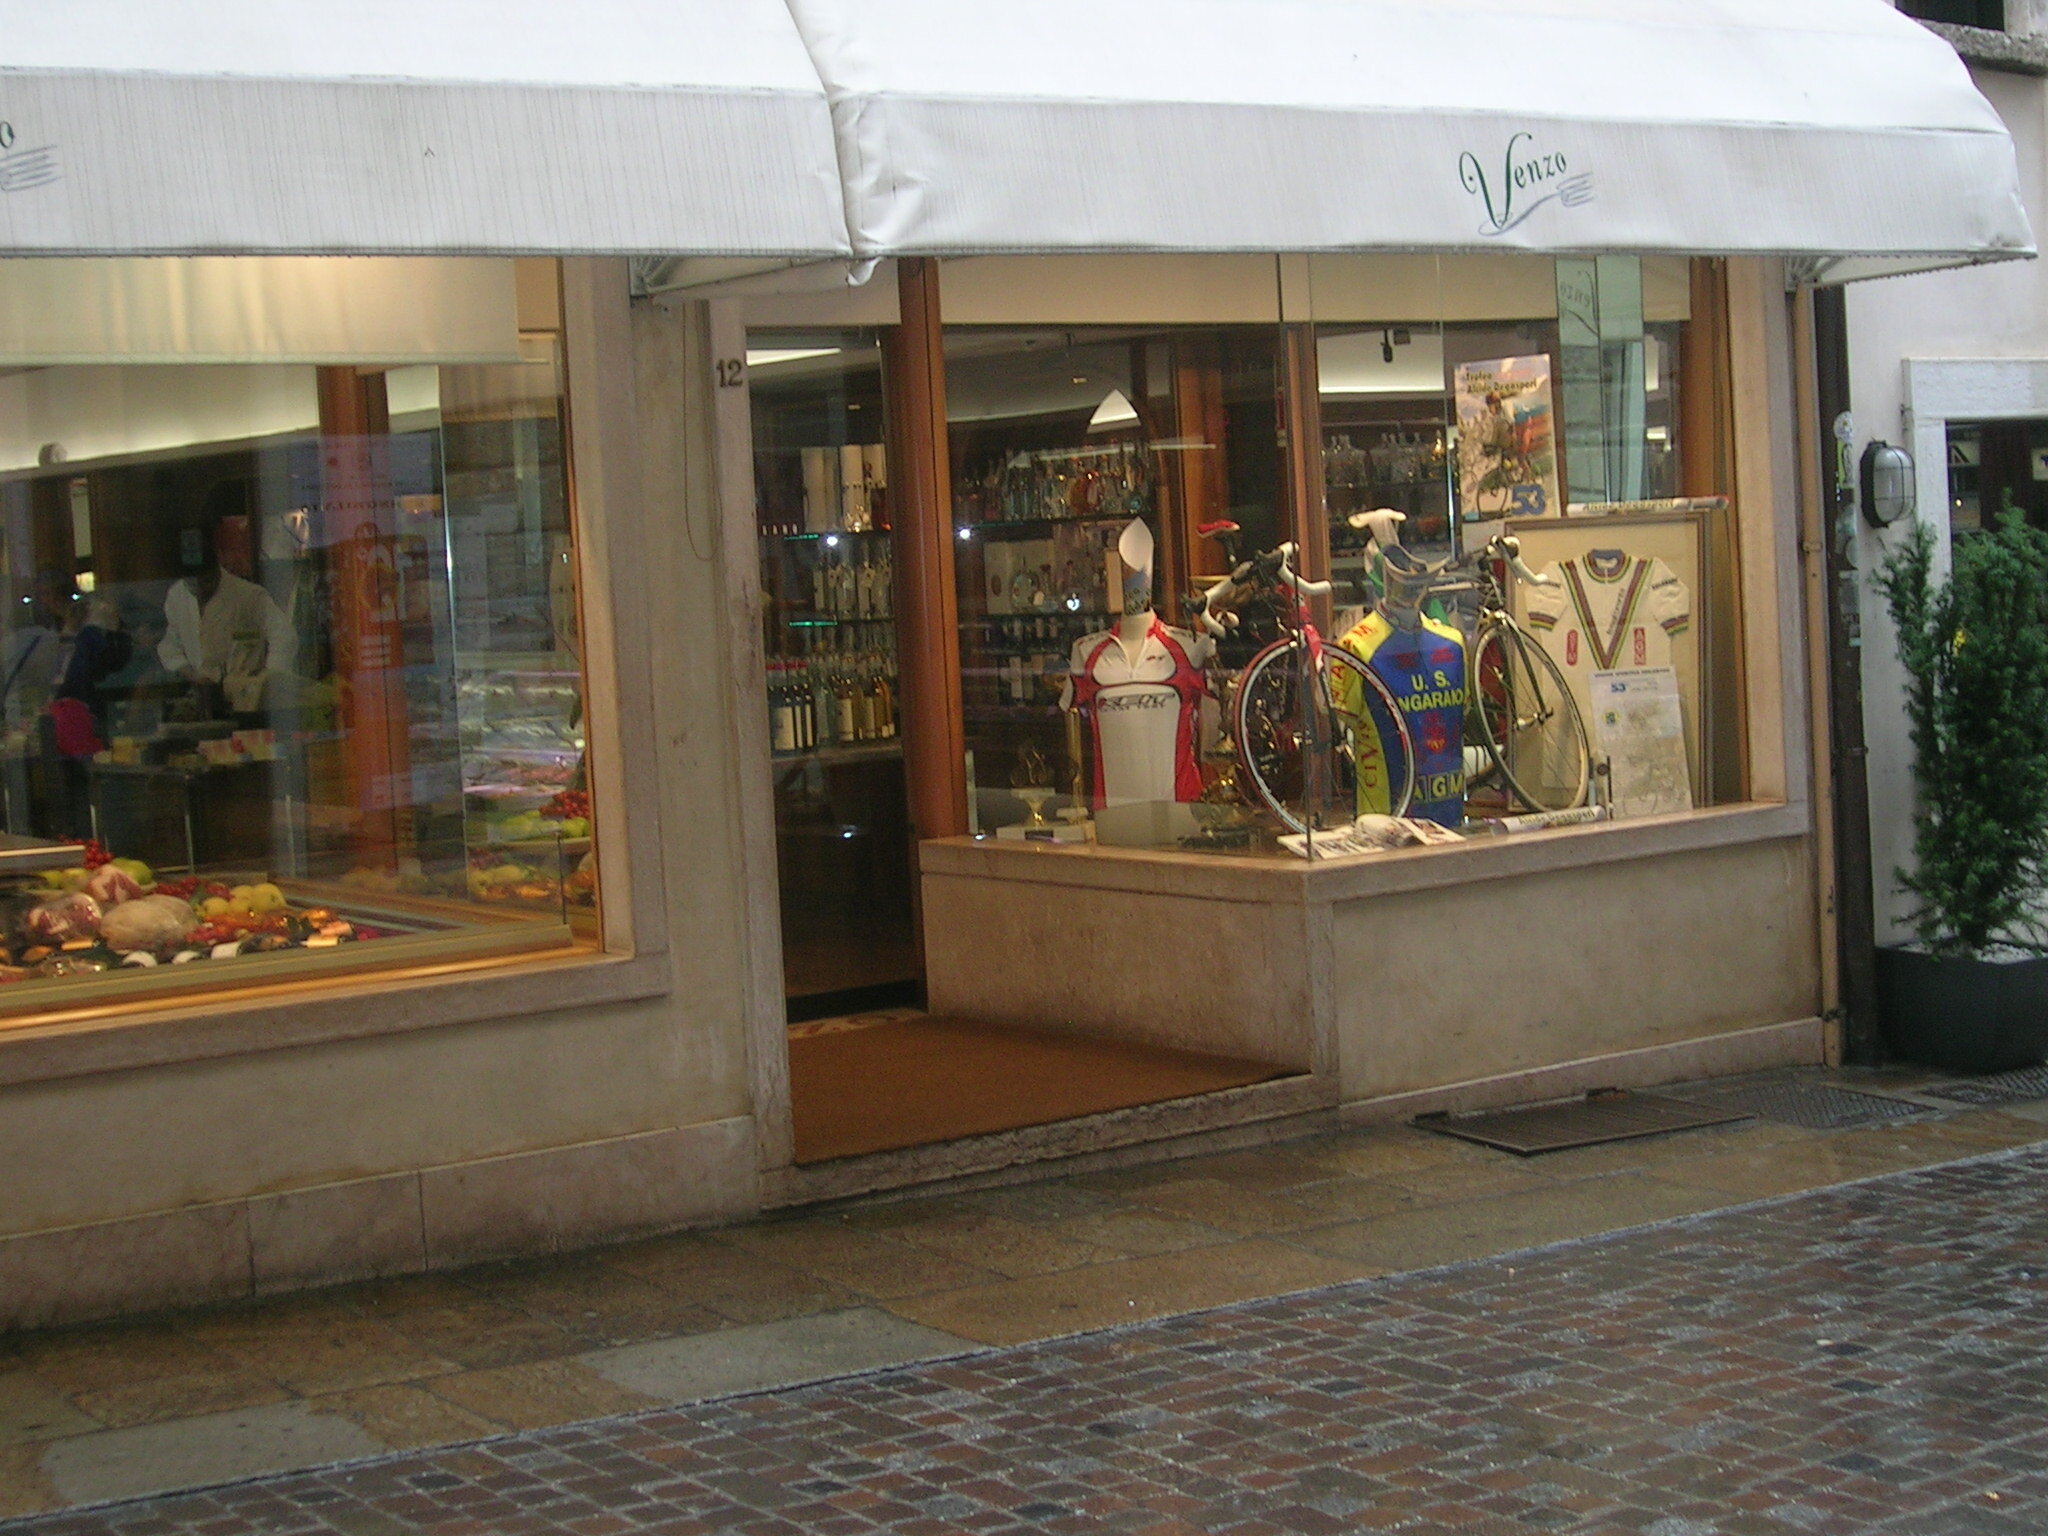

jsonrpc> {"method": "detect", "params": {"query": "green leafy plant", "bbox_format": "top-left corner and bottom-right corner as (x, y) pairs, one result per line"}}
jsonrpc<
(1877, 503), (2048, 957)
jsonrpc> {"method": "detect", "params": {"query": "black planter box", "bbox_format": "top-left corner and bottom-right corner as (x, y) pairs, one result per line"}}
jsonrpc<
(1876, 946), (2048, 1073)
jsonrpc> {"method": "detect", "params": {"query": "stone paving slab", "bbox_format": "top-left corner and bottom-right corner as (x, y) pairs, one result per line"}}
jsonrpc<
(8, 1143), (2048, 1534)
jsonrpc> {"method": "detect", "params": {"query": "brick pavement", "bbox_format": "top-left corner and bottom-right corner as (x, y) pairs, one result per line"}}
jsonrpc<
(11, 1142), (2047, 1535)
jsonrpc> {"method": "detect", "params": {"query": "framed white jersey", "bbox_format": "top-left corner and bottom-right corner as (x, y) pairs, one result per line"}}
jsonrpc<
(1506, 508), (1718, 809)
(1524, 549), (1690, 677)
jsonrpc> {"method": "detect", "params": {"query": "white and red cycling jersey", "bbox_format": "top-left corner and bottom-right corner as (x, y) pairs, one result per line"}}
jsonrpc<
(1063, 617), (1210, 809)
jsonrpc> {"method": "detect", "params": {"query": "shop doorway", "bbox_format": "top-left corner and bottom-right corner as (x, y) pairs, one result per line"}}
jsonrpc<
(747, 332), (920, 1020)
(747, 314), (1300, 1168)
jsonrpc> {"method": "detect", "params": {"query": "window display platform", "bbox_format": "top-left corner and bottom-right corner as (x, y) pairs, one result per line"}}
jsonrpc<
(918, 801), (1813, 1104)
(787, 1010), (1293, 1164)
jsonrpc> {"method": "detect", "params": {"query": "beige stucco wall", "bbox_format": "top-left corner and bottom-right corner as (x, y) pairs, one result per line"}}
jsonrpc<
(1845, 63), (2048, 943)
(0, 999), (730, 1236)
(1331, 836), (1819, 1101)
(922, 817), (1823, 1123)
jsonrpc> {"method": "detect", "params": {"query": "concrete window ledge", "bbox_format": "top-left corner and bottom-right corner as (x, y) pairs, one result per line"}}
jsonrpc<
(921, 800), (1811, 906)
(0, 947), (673, 1090)
(1920, 19), (2048, 75)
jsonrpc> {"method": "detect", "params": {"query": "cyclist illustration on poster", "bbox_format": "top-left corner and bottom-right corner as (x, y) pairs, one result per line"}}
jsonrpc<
(1455, 355), (1560, 524)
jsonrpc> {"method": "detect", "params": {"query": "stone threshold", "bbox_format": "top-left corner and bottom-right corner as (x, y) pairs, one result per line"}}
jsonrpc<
(766, 1014), (1824, 1215)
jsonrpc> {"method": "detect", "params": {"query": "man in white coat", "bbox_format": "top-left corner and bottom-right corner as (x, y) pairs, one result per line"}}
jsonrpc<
(159, 493), (294, 719)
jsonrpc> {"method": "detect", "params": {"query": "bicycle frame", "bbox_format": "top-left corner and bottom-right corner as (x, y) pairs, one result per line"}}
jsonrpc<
(1348, 514), (1590, 814)
(1194, 521), (1413, 837)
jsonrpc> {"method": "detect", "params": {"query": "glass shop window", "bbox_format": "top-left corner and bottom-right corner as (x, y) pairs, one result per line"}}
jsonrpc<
(1940, 417), (2048, 537)
(1303, 254), (1741, 849)
(945, 323), (1284, 848)
(747, 330), (920, 1015)
(947, 255), (1747, 863)
(0, 257), (596, 1012)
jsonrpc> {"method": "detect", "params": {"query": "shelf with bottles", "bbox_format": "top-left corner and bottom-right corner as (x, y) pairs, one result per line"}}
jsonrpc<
(755, 438), (889, 541)
(960, 513), (1139, 539)
(957, 513), (1134, 635)
(953, 440), (1156, 527)
(1323, 421), (1454, 560)
(766, 651), (899, 759)
(759, 523), (897, 670)
(961, 610), (1117, 659)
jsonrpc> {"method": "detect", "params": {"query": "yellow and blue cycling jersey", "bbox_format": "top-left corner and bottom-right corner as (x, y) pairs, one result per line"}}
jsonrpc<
(1334, 610), (1467, 827)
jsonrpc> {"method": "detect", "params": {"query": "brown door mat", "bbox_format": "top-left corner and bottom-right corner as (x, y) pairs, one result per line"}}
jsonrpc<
(789, 1013), (1295, 1165)
(1417, 1090), (1754, 1156)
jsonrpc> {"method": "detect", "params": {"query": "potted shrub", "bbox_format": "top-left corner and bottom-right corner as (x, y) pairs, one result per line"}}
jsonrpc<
(1874, 503), (2048, 1071)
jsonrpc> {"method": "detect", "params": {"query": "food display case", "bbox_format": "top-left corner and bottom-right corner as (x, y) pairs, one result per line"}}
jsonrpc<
(0, 836), (568, 1010)
(456, 654), (593, 916)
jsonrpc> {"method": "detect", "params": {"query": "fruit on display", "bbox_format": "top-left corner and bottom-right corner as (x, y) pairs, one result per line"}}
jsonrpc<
(42, 851), (153, 901)
(542, 789), (592, 839)
(487, 789), (592, 846)
(486, 809), (556, 844)
(467, 858), (554, 903)
(0, 846), (370, 983)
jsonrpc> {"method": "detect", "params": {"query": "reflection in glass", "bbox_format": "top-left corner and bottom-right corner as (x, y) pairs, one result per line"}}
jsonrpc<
(0, 295), (595, 1005)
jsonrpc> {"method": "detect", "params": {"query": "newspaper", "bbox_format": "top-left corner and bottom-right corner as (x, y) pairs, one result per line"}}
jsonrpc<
(1277, 816), (1466, 861)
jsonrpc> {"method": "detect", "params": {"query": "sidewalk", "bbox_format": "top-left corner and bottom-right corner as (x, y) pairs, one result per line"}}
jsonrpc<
(1, 1066), (2043, 1522)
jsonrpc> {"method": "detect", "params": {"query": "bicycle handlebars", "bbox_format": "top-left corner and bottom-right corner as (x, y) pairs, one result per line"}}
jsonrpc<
(1352, 520), (1559, 592)
(1196, 539), (1330, 636)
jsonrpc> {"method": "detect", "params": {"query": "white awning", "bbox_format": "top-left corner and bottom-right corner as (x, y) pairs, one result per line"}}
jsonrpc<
(0, 0), (2029, 273)
(0, 0), (851, 257)
(785, 0), (2035, 274)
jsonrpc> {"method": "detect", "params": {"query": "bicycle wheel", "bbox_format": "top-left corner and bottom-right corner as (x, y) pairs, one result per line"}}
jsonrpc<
(1470, 619), (1591, 813)
(1231, 637), (1414, 835)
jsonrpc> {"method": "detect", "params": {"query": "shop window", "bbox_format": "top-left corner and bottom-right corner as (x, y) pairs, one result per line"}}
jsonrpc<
(929, 254), (1745, 860)
(0, 257), (596, 1014)
(1307, 256), (1727, 838)
(1899, 0), (2005, 29)
(944, 324), (1283, 845)
(1943, 417), (2048, 535)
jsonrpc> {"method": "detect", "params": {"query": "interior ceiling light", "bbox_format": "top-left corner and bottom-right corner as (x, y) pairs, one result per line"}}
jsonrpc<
(744, 347), (841, 368)
(1087, 388), (1139, 432)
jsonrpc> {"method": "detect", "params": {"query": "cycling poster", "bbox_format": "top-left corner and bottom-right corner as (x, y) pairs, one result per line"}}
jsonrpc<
(1454, 355), (1561, 525)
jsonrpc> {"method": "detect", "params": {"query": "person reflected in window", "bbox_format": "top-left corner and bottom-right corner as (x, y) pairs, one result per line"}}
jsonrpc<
(1, 570), (82, 838)
(1, 569), (74, 733)
(159, 487), (294, 723)
(45, 594), (133, 838)
(100, 592), (174, 741)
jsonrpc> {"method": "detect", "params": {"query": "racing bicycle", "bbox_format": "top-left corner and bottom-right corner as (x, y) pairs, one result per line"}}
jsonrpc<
(1193, 520), (1415, 837)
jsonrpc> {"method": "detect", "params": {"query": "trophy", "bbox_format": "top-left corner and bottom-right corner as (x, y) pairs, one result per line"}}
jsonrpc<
(1012, 744), (1054, 829)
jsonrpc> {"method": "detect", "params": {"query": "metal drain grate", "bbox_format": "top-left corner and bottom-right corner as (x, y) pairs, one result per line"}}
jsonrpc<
(1916, 1063), (2048, 1108)
(1418, 1092), (1754, 1156)
(1684, 1080), (1930, 1130)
